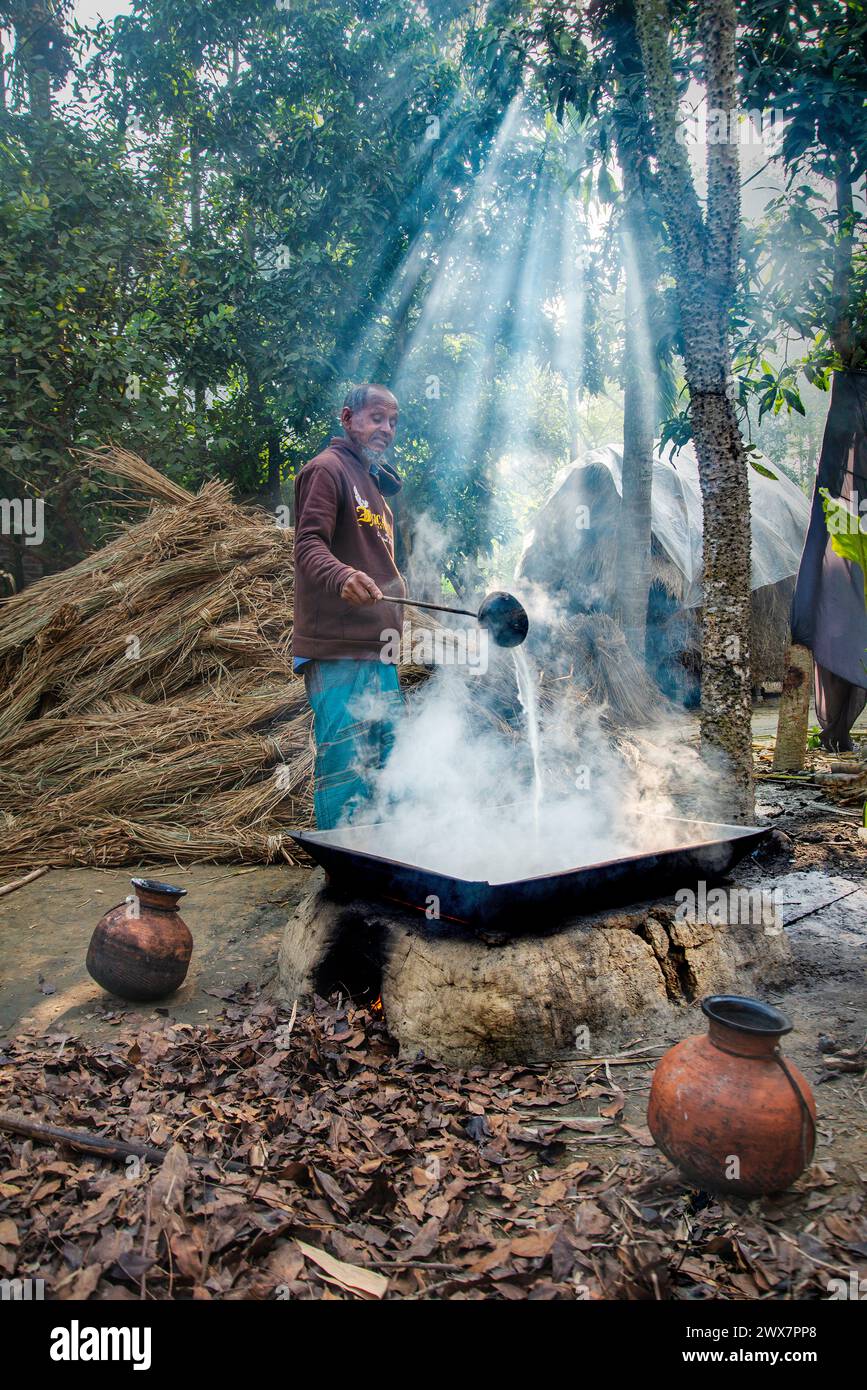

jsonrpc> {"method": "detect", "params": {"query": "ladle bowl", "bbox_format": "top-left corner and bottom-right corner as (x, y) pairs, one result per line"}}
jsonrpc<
(387, 589), (529, 648)
(476, 591), (530, 648)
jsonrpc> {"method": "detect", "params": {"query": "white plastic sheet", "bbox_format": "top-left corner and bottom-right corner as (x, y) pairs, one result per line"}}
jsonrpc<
(579, 441), (809, 606)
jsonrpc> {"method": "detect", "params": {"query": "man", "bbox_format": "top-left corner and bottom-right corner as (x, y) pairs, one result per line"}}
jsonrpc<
(293, 384), (406, 829)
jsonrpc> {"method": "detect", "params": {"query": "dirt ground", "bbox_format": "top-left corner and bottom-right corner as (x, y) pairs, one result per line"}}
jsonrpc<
(0, 707), (865, 1300)
(0, 862), (310, 1041)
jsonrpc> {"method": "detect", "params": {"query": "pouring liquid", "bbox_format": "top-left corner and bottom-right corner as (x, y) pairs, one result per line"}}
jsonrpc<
(512, 647), (543, 832)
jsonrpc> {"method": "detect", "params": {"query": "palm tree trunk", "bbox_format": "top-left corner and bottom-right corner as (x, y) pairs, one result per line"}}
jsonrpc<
(689, 386), (754, 816)
(773, 641), (812, 771)
(616, 214), (656, 659)
(635, 0), (754, 820)
(609, 21), (662, 664)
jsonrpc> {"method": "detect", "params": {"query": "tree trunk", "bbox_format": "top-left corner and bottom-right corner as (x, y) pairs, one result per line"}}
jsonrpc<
(689, 387), (754, 817)
(190, 131), (202, 236)
(12, 2), (53, 118)
(608, 20), (662, 664)
(773, 641), (812, 772)
(266, 430), (283, 509)
(616, 188), (657, 659)
(634, 0), (755, 821)
(617, 273), (655, 659)
(830, 152), (855, 367)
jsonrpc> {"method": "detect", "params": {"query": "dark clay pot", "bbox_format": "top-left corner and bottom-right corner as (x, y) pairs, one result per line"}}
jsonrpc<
(647, 995), (816, 1196)
(86, 878), (193, 1002)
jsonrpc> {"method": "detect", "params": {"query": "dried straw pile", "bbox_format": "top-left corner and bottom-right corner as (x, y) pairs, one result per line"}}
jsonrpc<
(0, 449), (432, 872)
(529, 612), (669, 728)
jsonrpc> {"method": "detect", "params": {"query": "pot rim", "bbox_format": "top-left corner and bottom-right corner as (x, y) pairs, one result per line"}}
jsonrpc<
(701, 994), (792, 1037)
(130, 877), (188, 898)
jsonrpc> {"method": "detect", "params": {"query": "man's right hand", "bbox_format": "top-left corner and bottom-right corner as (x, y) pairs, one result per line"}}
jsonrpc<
(340, 570), (384, 606)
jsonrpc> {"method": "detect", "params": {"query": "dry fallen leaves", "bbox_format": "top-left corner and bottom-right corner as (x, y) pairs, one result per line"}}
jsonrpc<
(0, 988), (863, 1301)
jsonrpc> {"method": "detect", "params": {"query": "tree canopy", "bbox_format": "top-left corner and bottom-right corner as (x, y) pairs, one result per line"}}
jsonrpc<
(0, 0), (862, 591)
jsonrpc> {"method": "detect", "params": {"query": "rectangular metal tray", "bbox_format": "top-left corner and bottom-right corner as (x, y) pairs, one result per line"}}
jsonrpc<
(290, 813), (769, 928)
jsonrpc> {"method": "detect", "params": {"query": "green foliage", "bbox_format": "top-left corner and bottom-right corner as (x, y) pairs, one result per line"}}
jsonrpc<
(820, 487), (867, 606)
(0, 117), (196, 562)
(0, 0), (858, 588)
(737, 0), (867, 381)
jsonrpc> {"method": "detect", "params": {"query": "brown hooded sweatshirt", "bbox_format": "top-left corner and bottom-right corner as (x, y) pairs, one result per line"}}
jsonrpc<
(292, 435), (406, 661)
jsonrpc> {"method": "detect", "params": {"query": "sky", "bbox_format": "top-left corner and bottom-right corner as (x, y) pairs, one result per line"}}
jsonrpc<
(73, 0), (133, 24)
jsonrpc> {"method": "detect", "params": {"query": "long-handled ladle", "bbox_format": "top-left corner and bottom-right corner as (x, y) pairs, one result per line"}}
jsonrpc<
(385, 589), (529, 648)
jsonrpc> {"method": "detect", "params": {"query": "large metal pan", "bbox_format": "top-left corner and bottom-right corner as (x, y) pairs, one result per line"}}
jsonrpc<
(290, 814), (770, 929)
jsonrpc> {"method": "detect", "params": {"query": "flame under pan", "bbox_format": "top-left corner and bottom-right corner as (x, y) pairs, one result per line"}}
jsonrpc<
(290, 815), (770, 929)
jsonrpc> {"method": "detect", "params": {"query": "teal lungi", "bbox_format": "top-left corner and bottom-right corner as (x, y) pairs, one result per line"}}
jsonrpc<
(303, 659), (402, 830)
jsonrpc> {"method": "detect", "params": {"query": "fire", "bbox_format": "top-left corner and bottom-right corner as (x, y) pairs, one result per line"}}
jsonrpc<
(370, 994), (384, 1017)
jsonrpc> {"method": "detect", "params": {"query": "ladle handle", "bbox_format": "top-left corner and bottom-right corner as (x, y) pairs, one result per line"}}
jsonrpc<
(387, 596), (477, 620)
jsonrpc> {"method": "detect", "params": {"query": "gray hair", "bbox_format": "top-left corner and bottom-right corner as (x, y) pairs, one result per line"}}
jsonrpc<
(342, 383), (394, 414)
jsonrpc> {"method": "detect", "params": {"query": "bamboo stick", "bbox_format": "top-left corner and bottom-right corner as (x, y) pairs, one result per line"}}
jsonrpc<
(0, 866), (49, 897)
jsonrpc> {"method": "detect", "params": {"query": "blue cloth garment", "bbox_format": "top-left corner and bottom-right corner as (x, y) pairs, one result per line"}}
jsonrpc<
(303, 658), (402, 830)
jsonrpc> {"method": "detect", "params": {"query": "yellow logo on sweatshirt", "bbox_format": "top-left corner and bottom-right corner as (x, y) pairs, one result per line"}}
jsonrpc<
(356, 502), (392, 541)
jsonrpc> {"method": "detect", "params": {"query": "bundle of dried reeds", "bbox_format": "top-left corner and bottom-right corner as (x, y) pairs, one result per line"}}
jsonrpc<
(0, 449), (435, 872)
(537, 612), (670, 726)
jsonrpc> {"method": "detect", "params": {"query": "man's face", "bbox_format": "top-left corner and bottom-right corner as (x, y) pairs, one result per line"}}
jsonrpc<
(341, 391), (399, 454)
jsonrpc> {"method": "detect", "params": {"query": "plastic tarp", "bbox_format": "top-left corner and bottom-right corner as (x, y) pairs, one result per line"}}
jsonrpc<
(579, 441), (811, 608)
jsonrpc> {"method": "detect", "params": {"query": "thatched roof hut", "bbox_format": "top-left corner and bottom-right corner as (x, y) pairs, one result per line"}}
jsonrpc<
(517, 442), (810, 701)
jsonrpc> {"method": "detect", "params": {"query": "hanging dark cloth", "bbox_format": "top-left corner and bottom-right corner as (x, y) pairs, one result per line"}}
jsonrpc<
(791, 371), (867, 751)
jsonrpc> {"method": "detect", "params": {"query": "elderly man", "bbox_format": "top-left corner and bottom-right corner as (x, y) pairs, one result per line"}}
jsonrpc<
(293, 384), (406, 829)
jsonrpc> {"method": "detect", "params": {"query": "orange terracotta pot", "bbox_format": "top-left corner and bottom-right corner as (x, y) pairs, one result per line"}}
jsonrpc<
(647, 996), (816, 1196)
(86, 878), (192, 1002)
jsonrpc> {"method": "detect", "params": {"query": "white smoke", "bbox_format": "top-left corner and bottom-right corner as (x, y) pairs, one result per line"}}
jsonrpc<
(331, 499), (732, 884)
(341, 648), (727, 884)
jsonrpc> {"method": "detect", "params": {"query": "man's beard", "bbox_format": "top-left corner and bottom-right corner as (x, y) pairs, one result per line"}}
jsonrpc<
(360, 443), (389, 468)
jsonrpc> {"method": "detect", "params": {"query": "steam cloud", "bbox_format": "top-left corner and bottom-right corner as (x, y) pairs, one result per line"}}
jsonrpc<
(340, 608), (730, 884)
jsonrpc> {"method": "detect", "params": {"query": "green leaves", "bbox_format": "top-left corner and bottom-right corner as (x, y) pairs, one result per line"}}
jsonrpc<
(748, 458), (778, 480)
(820, 487), (867, 607)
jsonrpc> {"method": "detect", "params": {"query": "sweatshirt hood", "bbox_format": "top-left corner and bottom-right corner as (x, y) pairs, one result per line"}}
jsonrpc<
(329, 435), (403, 497)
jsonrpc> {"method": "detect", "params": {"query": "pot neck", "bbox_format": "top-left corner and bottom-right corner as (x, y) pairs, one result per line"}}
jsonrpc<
(135, 889), (182, 912)
(707, 1018), (782, 1058)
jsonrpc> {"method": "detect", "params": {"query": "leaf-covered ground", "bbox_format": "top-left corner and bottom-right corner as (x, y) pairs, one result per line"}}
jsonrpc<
(1, 990), (864, 1301)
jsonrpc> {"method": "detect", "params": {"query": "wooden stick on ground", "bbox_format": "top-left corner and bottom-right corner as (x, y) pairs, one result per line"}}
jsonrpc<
(0, 865), (49, 898)
(0, 1110), (249, 1173)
